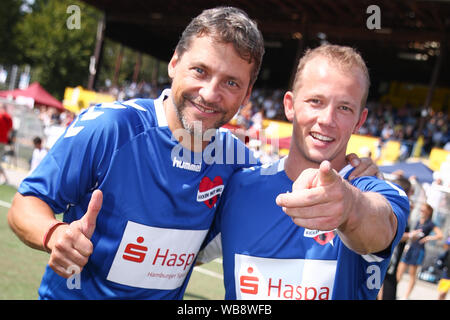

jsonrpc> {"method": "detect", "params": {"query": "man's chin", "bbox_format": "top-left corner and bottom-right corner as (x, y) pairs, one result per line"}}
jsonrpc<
(181, 118), (222, 137)
(304, 153), (332, 166)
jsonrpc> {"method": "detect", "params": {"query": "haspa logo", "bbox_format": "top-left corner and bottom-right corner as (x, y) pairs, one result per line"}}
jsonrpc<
(121, 235), (196, 270)
(123, 236), (147, 263)
(235, 255), (336, 300)
(238, 265), (331, 300)
(107, 222), (208, 290)
(197, 176), (224, 208)
(240, 267), (259, 294)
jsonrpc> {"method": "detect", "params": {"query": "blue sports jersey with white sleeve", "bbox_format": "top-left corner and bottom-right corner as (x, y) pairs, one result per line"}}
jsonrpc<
(201, 157), (409, 300)
(18, 89), (258, 299)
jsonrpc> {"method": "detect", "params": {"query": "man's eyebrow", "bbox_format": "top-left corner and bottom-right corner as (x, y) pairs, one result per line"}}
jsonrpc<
(305, 93), (325, 99)
(193, 61), (245, 84)
(191, 61), (210, 71)
(337, 99), (358, 107)
(305, 94), (357, 107)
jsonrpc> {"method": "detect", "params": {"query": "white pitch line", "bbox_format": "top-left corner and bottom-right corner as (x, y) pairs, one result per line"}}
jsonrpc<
(194, 266), (223, 280)
(0, 200), (11, 208)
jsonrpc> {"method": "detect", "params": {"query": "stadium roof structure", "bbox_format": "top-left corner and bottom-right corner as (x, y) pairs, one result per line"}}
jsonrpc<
(82, 0), (450, 98)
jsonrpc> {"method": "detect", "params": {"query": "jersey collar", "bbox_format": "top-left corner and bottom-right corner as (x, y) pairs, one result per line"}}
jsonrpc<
(154, 89), (170, 127)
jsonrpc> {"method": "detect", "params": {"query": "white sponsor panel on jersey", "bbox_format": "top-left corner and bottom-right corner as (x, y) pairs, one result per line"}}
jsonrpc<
(235, 254), (337, 300)
(107, 221), (208, 290)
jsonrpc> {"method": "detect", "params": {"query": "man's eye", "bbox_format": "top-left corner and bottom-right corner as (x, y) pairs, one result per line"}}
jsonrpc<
(227, 80), (238, 87)
(194, 67), (204, 75)
(339, 105), (352, 112)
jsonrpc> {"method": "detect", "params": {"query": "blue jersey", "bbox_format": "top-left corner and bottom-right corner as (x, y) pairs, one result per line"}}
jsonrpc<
(201, 157), (409, 300)
(18, 89), (257, 299)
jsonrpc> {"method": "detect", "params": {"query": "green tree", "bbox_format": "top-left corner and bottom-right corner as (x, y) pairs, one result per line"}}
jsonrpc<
(0, 0), (24, 65)
(16, 0), (101, 99)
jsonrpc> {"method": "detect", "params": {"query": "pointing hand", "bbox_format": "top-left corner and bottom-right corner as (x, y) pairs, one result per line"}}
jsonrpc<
(276, 161), (354, 231)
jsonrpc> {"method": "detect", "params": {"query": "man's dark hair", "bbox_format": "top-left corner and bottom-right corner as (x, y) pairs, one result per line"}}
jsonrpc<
(175, 6), (265, 87)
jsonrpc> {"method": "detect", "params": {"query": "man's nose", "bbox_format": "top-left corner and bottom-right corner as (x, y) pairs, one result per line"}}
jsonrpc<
(317, 106), (335, 126)
(199, 79), (221, 104)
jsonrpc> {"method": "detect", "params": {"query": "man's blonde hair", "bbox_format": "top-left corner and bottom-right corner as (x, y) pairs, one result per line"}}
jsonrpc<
(292, 44), (370, 109)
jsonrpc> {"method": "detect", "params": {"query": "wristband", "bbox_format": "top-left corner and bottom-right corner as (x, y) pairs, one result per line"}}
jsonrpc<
(43, 221), (68, 253)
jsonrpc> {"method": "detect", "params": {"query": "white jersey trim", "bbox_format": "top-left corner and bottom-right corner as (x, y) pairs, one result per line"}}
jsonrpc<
(154, 89), (170, 127)
(122, 99), (147, 112)
(338, 164), (354, 178)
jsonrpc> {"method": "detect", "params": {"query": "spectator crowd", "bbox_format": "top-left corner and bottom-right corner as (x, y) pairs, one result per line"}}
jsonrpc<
(98, 81), (450, 164)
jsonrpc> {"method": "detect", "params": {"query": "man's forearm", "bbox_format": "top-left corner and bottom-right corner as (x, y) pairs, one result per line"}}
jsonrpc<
(7, 192), (59, 251)
(338, 187), (398, 255)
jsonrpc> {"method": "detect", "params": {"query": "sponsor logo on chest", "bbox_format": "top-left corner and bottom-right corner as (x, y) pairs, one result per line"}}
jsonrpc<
(107, 221), (208, 290)
(235, 254), (337, 300)
(197, 176), (224, 208)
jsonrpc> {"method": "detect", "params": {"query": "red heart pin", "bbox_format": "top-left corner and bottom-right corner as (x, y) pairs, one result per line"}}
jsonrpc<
(314, 231), (336, 246)
(198, 176), (224, 208)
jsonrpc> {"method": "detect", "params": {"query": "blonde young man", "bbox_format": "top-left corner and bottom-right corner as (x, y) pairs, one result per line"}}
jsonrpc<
(200, 45), (410, 300)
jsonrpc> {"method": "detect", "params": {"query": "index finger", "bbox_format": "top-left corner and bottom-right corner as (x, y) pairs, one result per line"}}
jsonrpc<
(276, 187), (331, 209)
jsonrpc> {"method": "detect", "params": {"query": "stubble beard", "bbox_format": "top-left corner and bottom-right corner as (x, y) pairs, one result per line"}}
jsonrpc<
(173, 93), (227, 139)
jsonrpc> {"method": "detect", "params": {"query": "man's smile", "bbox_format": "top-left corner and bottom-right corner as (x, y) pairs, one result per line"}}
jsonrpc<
(310, 131), (334, 142)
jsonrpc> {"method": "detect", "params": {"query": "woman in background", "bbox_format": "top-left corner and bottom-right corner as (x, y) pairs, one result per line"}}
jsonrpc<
(396, 202), (443, 299)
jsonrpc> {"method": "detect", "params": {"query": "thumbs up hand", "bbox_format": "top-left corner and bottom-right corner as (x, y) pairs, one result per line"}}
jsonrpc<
(79, 189), (103, 239)
(276, 161), (355, 231)
(47, 190), (103, 278)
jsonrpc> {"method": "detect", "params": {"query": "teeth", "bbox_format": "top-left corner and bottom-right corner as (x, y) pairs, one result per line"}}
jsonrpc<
(196, 104), (215, 113)
(311, 132), (333, 142)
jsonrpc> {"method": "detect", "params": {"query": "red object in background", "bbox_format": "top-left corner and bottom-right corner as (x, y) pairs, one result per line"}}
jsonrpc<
(0, 109), (13, 144)
(0, 82), (64, 110)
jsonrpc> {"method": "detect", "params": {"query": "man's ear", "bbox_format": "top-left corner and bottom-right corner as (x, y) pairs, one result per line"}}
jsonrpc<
(353, 107), (368, 134)
(168, 51), (179, 79)
(283, 91), (295, 122)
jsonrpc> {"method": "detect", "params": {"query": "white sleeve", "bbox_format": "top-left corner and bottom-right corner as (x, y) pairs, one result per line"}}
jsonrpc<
(197, 232), (222, 264)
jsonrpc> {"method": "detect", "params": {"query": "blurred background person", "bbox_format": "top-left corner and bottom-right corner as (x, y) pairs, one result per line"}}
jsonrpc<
(396, 202), (443, 299)
(30, 136), (48, 173)
(0, 104), (13, 184)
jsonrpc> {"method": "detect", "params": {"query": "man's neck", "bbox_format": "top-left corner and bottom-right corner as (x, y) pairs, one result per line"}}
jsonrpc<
(284, 150), (347, 182)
